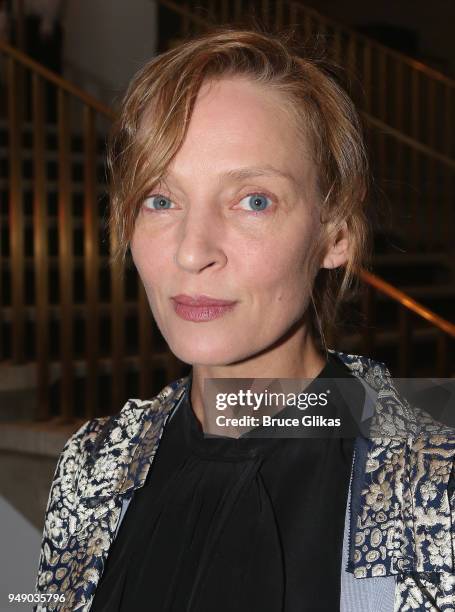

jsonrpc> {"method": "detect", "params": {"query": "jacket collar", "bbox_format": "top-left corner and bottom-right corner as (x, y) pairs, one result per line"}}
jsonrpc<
(74, 349), (455, 579)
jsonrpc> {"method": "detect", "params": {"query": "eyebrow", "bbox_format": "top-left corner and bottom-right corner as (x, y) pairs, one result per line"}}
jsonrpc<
(220, 165), (298, 185)
(163, 165), (298, 187)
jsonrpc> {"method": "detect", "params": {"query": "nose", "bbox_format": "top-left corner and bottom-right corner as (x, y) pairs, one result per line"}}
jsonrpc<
(174, 205), (227, 273)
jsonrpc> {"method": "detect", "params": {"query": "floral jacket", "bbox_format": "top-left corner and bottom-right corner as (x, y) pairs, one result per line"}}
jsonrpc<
(34, 349), (455, 611)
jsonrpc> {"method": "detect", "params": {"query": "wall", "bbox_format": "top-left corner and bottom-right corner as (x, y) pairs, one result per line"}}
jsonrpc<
(0, 450), (58, 608)
(63, 0), (158, 105)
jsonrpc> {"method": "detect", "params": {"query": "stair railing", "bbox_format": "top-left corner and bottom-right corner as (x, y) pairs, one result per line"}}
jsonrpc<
(357, 269), (455, 378)
(0, 38), (453, 425)
(284, 0), (455, 158)
(164, 0), (455, 157)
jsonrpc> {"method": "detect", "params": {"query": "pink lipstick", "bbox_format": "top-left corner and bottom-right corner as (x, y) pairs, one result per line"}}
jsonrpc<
(171, 294), (237, 322)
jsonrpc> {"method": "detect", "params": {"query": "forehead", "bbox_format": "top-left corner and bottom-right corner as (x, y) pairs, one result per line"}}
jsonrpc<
(162, 76), (315, 188)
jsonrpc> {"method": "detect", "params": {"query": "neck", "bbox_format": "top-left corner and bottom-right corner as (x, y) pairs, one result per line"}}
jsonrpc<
(189, 325), (327, 430)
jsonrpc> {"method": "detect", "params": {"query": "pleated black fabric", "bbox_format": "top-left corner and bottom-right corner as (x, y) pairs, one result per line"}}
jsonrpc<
(91, 353), (364, 612)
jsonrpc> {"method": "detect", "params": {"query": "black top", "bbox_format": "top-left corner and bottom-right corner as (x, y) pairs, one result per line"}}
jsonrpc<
(91, 353), (364, 612)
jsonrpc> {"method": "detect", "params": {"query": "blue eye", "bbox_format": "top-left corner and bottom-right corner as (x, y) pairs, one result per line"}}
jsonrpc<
(144, 195), (173, 211)
(240, 193), (272, 212)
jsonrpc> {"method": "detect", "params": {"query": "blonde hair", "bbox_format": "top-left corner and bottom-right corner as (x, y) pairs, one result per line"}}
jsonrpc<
(107, 26), (371, 353)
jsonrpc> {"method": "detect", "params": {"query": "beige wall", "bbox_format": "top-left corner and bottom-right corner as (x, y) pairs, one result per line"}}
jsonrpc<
(63, 0), (158, 104)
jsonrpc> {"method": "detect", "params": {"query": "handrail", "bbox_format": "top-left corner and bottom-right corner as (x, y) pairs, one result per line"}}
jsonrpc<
(4, 24), (454, 169)
(363, 113), (455, 169)
(159, 0), (214, 30)
(359, 269), (455, 337)
(0, 40), (115, 120)
(286, 1), (455, 89)
(160, 0), (455, 89)
(158, 0), (455, 165)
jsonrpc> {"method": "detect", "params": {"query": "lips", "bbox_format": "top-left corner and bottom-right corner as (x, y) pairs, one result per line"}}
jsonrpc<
(170, 294), (238, 322)
(171, 294), (237, 307)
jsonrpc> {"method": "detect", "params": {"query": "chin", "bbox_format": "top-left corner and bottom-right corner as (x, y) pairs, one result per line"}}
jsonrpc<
(167, 334), (248, 367)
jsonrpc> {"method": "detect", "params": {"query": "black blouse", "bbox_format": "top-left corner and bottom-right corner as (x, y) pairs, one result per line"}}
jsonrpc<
(91, 353), (364, 612)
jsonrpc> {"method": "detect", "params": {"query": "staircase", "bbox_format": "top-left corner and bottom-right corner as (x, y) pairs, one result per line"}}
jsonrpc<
(0, 1), (454, 425)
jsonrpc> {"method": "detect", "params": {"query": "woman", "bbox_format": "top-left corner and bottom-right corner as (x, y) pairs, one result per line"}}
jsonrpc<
(35, 27), (455, 611)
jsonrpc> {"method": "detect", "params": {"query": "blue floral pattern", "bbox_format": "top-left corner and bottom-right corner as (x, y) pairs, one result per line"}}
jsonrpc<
(34, 350), (455, 611)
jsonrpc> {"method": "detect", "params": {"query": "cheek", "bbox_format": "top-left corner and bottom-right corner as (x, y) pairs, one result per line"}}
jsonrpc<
(240, 226), (318, 300)
(130, 229), (165, 285)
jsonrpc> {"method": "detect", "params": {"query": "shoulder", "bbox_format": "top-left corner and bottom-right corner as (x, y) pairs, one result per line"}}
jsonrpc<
(44, 417), (111, 521)
(334, 348), (455, 513)
(50, 417), (109, 479)
(338, 350), (455, 603)
(39, 380), (188, 545)
(331, 347), (455, 435)
(52, 377), (190, 486)
(61, 377), (188, 457)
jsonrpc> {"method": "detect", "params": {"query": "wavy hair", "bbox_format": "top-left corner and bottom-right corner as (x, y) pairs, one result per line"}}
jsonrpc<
(107, 26), (371, 353)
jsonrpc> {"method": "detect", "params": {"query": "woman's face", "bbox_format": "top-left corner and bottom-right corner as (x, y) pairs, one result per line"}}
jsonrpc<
(130, 76), (339, 366)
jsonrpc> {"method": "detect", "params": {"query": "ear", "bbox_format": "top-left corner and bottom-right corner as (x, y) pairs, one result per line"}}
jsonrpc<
(320, 219), (350, 270)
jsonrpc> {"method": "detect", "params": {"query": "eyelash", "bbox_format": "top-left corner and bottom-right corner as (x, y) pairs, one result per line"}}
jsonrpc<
(142, 191), (275, 215)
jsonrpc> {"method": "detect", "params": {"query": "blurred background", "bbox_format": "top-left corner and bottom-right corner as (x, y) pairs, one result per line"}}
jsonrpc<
(0, 0), (454, 603)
